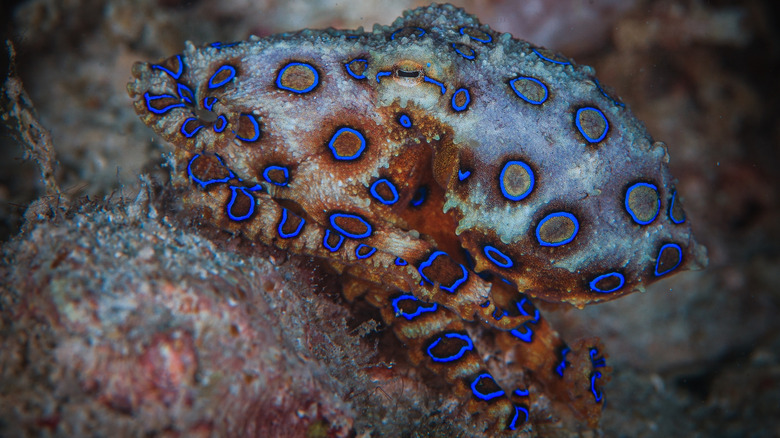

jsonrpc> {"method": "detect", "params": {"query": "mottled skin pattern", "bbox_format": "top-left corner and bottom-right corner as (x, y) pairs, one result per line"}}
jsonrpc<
(127, 4), (706, 434)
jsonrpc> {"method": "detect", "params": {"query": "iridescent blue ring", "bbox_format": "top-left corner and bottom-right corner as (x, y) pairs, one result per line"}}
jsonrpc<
(575, 107), (609, 143)
(236, 114), (261, 142)
(391, 294), (438, 320)
(262, 165), (289, 186)
(276, 62), (319, 93)
(483, 246), (513, 268)
(589, 272), (625, 293)
(370, 178), (399, 205)
(499, 160), (535, 201)
(509, 77), (548, 105)
(451, 88), (471, 111)
(535, 212), (579, 247)
(470, 373), (505, 401)
(208, 65), (236, 89)
(426, 332), (473, 363)
(226, 186), (254, 221)
(328, 127), (366, 161)
(654, 243), (683, 276)
(278, 208), (305, 239)
(329, 213), (372, 239)
(344, 58), (368, 80)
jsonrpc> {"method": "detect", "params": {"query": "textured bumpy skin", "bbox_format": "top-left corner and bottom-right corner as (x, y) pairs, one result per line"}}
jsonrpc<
(127, 3), (706, 434)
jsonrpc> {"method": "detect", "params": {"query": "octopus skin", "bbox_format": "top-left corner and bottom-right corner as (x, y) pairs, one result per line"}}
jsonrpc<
(127, 3), (706, 434)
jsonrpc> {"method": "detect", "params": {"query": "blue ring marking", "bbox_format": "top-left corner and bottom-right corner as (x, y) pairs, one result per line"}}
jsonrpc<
(151, 55), (183, 80)
(278, 208), (305, 239)
(143, 92), (186, 115)
(208, 65), (237, 89)
(499, 160), (535, 201)
(210, 41), (239, 49)
(555, 347), (571, 377)
(180, 118), (204, 138)
(470, 373), (505, 401)
(329, 213), (372, 239)
(532, 48), (571, 65)
(236, 114), (261, 142)
(398, 114), (412, 128)
(410, 186), (427, 207)
(213, 115), (228, 133)
(226, 186), (254, 221)
(515, 297), (540, 323)
(625, 182), (660, 225)
(536, 212), (579, 247)
(203, 96), (218, 111)
(390, 27), (426, 40)
(376, 71), (392, 83)
(328, 127), (366, 161)
(669, 190), (686, 224)
(480, 300), (490, 308)
(458, 169), (471, 181)
(483, 245), (513, 268)
(276, 62), (319, 93)
(418, 251), (469, 294)
(509, 405), (529, 431)
(509, 77), (548, 105)
(187, 154), (234, 188)
(654, 243), (683, 276)
(576, 107), (609, 143)
(589, 272), (625, 293)
(395, 257), (408, 266)
(176, 83), (194, 104)
(355, 244), (377, 259)
(513, 388), (530, 397)
(510, 323), (534, 343)
(391, 294), (438, 320)
(426, 332), (473, 363)
(590, 372), (604, 402)
(452, 43), (475, 60)
(594, 78), (625, 108)
(459, 26), (492, 43)
(262, 165), (289, 186)
(344, 58), (368, 80)
(423, 76), (446, 94)
(322, 229), (344, 252)
(451, 88), (470, 111)
(590, 348), (607, 368)
(369, 178), (400, 205)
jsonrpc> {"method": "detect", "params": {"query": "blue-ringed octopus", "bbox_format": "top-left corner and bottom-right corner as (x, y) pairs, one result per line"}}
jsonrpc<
(127, 4), (707, 434)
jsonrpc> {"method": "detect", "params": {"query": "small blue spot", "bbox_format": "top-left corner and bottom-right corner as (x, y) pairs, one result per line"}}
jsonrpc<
(176, 83), (194, 104)
(410, 186), (427, 207)
(262, 165), (289, 186)
(370, 178), (400, 205)
(276, 62), (319, 94)
(322, 229), (344, 252)
(654, 243), (683, 276)
(451, 88), (471, 111)
(470, 373), (505, 401)
(187, 154), (233, 189)
(669, 190), (686, 224)
(426, 332), (473, 363)
(509, 405), (529, 430)
(390, 27), (426, 40)
(143, 92), (186, 115)
(458, 169), (471, 181)
(509, 77), (548, 105)
(213, 115), (228, 133)
(395, 257), (408, 266)
(591, 372), (604, 402)
(203, 96), (218, 111)
(418, 251), (469, 294)
(575, 107), (609, 143)
(391, 294), (438, 320)
(180, 118), (203, 138)
(451, 43), (475, 60)
(513, 388), (530, 397)
(423, 76), (446, 94)
(356, 244), (377, 259)
(483, 245), (513, 268)
(376, 71), (392, 83)
(236, 114), (261, 142)
(398, 114), (412, 128)
(278, 208), (305, 239)
(459, 27), (492, 43)
(226, 186), (254, 221)
(328, 127), (366, 161)
(589, 272), (625, 293)
(329, 212), (372, 239)
(345, 58), (368, 80)
(151, 55), (184, 80)
(510, 323), (534, 343)
(532, 48), (571, 65)
(208, 65), (237, 89)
